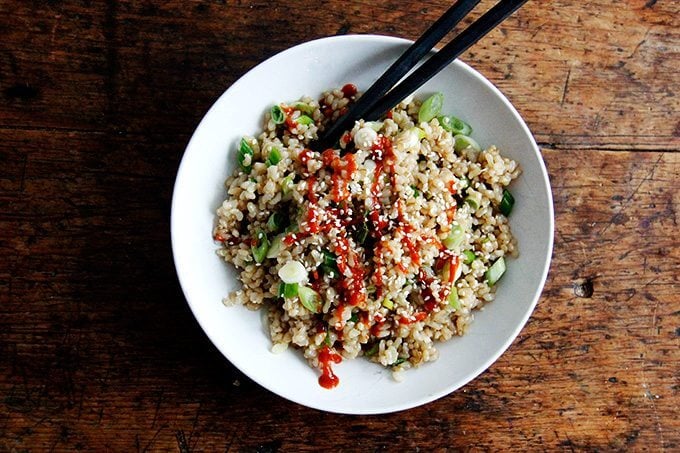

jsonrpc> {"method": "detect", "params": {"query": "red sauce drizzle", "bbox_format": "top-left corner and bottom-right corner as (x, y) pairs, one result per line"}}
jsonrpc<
(318, 346), (342, 389)
(299, 148), (314, 169)
(341, 83), (358, 98)
(306, 174), (317, 204)
(399, 312), (428, 325)
(283, 106), (297, 130)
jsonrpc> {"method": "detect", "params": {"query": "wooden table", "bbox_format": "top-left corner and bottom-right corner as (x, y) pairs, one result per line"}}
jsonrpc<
(1, 0), (678, 450)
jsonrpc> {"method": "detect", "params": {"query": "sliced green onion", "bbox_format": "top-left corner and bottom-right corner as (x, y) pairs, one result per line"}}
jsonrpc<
(418, 92), (444, 123)
(320, 264), (337, 279)
(278, 260), (306, 284)
(281, 174), (295, 194)
(411, 185), (421, 197)
(283, 282), (299, 299)
(296, 114), (314, 126)
(448, 287), (461, 311)
(294, 102), (314, 114)
(271, 105), (285, 124)
(366, 284), (376, 294)
(237, 138), (254, 173)
(324, 331), (332, 347)
(354, 221), (369, 244)
(266, 233), (286, 259)
(277, 282), (285, 298)
(382, 299), (394, 310)
(443, 224), (465, 250)
(266, 211), (285, 232)
(412, 126), (427, 140)
(298, 286), (321, 313)
(365, 343), (379, 357)
(284, 223), (298, 234)
(266, 147), (282, 166)
(349, 313), (359, 323)
(463, 250), (476, 264)
(454, 134), (481, 152)
(251, 229), (269, 263)
(465, 190), (482, 210)
(499, 189), (515, 216)
(459, 176), (470, 189)
(322, 250), (337, 268)
(391, 357), (407, 367)
(438, 115), (472, 135)
(486, 257), (507, 286)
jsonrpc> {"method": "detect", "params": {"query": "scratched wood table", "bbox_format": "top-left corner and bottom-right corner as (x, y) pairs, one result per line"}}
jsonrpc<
(1, 0), (678, 451)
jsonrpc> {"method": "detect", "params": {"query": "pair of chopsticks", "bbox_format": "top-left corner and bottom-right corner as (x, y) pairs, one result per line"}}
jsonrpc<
(315, 0), (529, 150)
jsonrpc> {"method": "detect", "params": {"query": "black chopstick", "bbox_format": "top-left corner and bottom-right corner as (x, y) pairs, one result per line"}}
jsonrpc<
(314, 0), (529, 150)
(315, 0), (481, 151)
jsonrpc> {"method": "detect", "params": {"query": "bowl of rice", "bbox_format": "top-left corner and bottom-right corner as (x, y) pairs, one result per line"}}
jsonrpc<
(171, 34), (553, 414)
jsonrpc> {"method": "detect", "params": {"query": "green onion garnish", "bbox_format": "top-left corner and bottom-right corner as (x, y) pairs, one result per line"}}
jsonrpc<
(296, 115), (314, 126)
(283, 282), (299, 299)
(438, 115), (472, 136)
(443, 224), (465, 250)
(266, 147), (282, 166)
(271, 105), (285, 124)
(251, 229), (269, 263)
(298, 286), (320, 313)
(391, 357), (407, 367)
(454, 134), (481, 152)
(486, 257), (506, 286)
(281, 174), (295, 194)
(418, 92), (444, 123)
(463, 250), (476, 264)
(448, 287), (461, 311)
(365, 343), (379, 357)
(499, 189), (515, 216)
(266, 211), (285, 232)
(237, 138), (254, 173)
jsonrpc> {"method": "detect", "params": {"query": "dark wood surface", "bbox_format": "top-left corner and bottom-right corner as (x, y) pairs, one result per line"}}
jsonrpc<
(1, 0), (678, 451)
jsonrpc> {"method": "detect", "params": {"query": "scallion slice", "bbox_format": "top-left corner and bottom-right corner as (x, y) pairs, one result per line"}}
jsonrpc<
(298, 286), (321, 313)
(464, 190), (482, 210)
(448, 287), (461, 311)
(266, 147), (282, 166)
(443, 224), (465, 250)
(418, 92), (444, 123)
(499, 189), (515, 216)
(454, 134), (481, 152)
(354, 221), (369, 244)
(237, 138), (254, 173)
(296, 115), (314, 126)
(251, 229), (269, 263)
(271, 105), (285, 124)
(463, 250), (476, 264)
(266, 211), (285, 232)
(439, 115), (472, 135)
(283, 282), (299, 299)
(266, 233), (286, 259)
(278, 260), (306, 284)
(486, 257), (506, 286)
(281, 174), (295, 194)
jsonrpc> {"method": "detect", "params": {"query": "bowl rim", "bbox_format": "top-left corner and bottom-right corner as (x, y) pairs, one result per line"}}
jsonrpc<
(171, 33), (555, 414)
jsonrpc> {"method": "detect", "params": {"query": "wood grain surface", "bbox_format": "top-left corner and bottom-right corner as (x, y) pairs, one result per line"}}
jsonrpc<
(1, 0), (678, 451)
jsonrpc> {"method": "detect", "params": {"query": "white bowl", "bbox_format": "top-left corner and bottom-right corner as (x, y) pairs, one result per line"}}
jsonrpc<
(171, 34), (554, 414)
